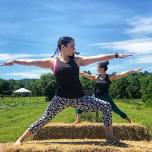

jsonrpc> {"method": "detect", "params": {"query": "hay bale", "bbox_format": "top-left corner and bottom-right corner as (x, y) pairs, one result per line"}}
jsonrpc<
(32, 123), (150, 141)
(1, 139), (152, 152)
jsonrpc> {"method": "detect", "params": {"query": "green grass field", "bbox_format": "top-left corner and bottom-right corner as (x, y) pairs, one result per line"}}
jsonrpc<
(0, 97), (151, 142)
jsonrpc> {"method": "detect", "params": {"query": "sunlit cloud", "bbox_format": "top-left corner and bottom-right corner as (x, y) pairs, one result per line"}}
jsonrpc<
(3, 69), (50, 79)
(0, 53), (52, 61)
(90, 38), (152, 55)
(126, 16), (152, 36)
(134, 55), (152, 64)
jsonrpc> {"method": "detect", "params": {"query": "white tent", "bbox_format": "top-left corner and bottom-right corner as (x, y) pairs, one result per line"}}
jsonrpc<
(14, 88), (32, 96)
(14, 88), (31, 93)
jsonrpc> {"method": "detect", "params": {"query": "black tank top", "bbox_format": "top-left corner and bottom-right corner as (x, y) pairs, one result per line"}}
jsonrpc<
(94, 74), (111, 97)
(54, 57), (84, 98)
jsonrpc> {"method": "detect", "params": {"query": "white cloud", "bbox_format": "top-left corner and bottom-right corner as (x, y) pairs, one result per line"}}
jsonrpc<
(6, 72), (41, 79)
(134, 55), (152, 64)
(3, 69), (51, 79)
(89, 16), (152, 66)
(90, 38), (152, 55)
(0, 53), (52, 61)
(126, 17), (152, 35)
(108, 64), (125, 72)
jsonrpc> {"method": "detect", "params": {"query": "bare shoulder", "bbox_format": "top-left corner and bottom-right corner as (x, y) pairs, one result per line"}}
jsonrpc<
(43, 57), (56, 71)
(46, 57), (56, 64)
(50, 57), (59, 68)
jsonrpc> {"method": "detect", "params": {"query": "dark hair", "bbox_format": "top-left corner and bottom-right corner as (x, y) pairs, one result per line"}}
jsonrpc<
(98, 61), (109, 71)
(52, 36), (75, 58)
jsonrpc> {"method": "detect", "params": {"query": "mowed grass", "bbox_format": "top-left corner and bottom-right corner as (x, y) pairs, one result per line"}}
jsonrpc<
(0, 97), (151, 142)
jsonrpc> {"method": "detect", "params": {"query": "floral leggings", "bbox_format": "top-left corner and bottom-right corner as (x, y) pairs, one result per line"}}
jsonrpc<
(28, 95), (112, 134)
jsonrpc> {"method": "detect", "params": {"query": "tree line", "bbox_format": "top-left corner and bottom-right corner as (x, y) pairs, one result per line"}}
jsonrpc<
(0, 71), (152, 103)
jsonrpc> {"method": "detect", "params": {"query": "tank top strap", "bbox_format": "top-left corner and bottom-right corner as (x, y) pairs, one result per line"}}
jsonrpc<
(68, 56), (75, 62)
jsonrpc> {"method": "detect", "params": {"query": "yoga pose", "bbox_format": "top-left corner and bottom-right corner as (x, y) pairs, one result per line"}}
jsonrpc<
(0, 36), (131, 146)
(74, 61), (142, 124)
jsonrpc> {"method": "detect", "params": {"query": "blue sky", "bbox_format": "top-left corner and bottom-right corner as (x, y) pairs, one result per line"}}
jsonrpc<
(0, 0), (152, 79)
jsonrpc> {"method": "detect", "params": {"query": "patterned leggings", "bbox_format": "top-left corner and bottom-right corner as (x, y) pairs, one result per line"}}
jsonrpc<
(28, 95), (112, 134)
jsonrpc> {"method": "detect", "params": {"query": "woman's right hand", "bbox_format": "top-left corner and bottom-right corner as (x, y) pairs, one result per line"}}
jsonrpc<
(79, 72), (86, 76)
(0, 60), (15, 66)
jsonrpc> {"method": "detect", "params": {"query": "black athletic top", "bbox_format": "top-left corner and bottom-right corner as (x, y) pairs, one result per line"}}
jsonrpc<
(94, 74), (111, 97)
(54, 57), (84, 98)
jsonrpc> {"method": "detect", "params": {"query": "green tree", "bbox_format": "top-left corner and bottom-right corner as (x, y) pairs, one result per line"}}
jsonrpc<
(110, 78), (129, 99)
(127, 75), (141, 98)
(0, 80), (13, 95)
(40, 73), (56, 100)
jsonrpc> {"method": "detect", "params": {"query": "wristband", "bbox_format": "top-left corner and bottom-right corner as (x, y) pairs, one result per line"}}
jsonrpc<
(115, 53), (119, 58)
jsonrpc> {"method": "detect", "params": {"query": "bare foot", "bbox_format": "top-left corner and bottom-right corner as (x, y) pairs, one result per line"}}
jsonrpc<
(74, 120), (81, 124)
(14, 139), (23, 146)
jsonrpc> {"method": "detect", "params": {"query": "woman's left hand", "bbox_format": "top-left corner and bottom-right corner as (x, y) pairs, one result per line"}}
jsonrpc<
(118, 53), (132, 58)
(133, 68), (143, 73)
(130, 68), (143, 74)
(0, 60), (15, 66)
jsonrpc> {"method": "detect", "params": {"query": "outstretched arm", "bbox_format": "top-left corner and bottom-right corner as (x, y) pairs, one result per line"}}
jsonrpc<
(79, 72), (96, 80)
(0, 58), (54, 69)
(109, 68), (142, 81)
(76, 53), (132, 66)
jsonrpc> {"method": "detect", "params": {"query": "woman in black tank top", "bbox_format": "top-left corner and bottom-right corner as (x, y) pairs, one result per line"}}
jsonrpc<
(54, 57), (84, 98)
(1, 36), (132, 146)
(75, 62), (141, 124)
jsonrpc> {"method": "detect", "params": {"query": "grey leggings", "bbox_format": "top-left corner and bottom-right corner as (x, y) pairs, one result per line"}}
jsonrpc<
(28, 95), (112, 134)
